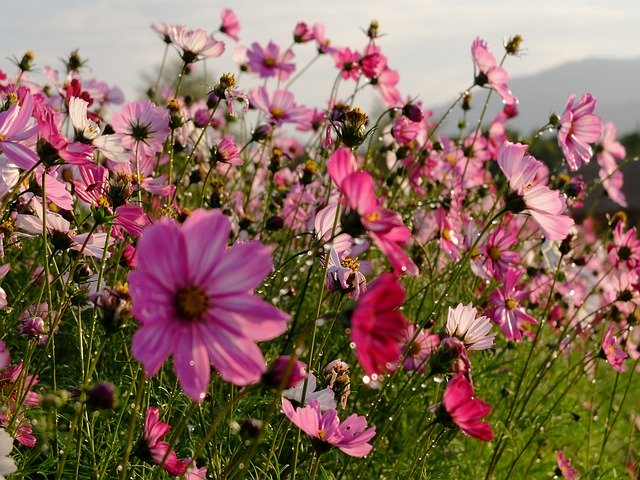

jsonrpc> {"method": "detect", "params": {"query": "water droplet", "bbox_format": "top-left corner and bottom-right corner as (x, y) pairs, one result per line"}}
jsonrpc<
(189, 360), (195, 366)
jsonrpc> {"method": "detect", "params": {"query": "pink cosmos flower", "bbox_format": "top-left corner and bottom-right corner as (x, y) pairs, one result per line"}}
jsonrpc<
(327, 147), (419, 276)
(602, 325), (627, 372)
(249, 86), (309, 127)
(350, 272), (409, 376)
(445, 303), (495, 351)
(111, 100), (170, 157)
(498, 141), (574, 240)
(0, 92), (39, 169)
(326, 246), (367, 300)
(0, 361), (39, 447)
(471, 37), (517, 105)
(440, 373), (493, 442)
(168, 25), (225, 64)
(246, 41), (295, 81)
(212, 136), (242, 166)
(293, 22), (314, 43)
(481, 226), (520, 279)
(400, 324), (439, 373)
(607, 221), (640, 270)
(35, 102), (94, 166)
(333, 47), (361, 80)
(141, 407), (189, 475)
(597, 122), (627, 207)
(486, 268), (537, 342)
(555, 451), (578, 480)
(558, 93), (602, 171)
(282, 398), (376, 457)
(219, 8), (240, 41)
(128, 209), (289, 402)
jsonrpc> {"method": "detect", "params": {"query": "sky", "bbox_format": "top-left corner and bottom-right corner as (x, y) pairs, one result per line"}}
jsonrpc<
(2, 0), (640, 109)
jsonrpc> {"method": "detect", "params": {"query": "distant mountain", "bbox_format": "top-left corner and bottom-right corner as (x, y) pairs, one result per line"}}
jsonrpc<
(430, 57), (640, 135)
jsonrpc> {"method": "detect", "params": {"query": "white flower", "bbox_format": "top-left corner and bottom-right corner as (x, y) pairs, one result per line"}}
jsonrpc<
(445, 303), (495, 351)
(0, 428), (17, 478)
(283, 373), (336, 412)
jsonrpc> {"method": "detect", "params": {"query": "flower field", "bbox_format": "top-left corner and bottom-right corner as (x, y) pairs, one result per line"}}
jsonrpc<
(0, 8), (638, 479)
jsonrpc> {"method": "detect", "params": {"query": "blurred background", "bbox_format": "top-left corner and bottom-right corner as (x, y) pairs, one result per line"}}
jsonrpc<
(2, 0), (640, 219)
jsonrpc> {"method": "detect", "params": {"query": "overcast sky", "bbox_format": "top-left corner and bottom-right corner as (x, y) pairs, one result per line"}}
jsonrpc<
(2, 1), (640, 108)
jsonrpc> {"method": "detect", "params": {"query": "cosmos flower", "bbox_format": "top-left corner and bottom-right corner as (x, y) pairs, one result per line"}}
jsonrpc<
(558, 93), (601, 171)
(471, 37), (517, 105)
(111, 100), (170, 157)
(219, 8), (240, 41)
(498, 141), (574, 241)
(596, 122), (626, 207)
(439, 373), (494, 442)
(0, 428), (17, 478)
(249, 86), (309, 127)
(555, 451), (578, 480)
(486, 268), (537, 342)
(350, 272), (409, 376)
(445, 303), (495, 351)
(128, 209), (289, 402)
(140, 407), (189, 475)
(246, 41), (295, 80)
(282, 399), (376, 457)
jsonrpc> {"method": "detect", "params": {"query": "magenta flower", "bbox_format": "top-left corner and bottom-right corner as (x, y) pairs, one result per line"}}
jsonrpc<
(607, 221), (640, 270)
(498, 141), (574, 240)
(246, 41), (295, 80)
(486, 268), (537, 342)
(350, 272), (409, 376)
(249, 86), (309, 127)
(282, 399), (376, 457)
(602, 325), (627, 372)
(440, 373), (493, 442)
(219, 8), (240, 41)
(471, 37), (517, 105)
(141, 407), (189, 475)
(333, 47), (361, 80)
(481, 226), (520, 279)
(111, 100), (170, 157)
(328, 147), (418, 275)
(400, 324), (439, 373)
(555, 451), (578, 480)
(128, 209), (289, 402)
(558, 93), (602, 171)
(0, 92), (39, 169)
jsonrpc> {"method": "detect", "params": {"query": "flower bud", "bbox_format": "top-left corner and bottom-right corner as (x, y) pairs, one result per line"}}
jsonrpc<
(87, 382), (116, 410)
(262, 356), (307, 390)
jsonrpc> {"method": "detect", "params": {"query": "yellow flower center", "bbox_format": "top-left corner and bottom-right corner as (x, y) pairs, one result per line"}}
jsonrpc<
(365, 212), (380, 222)
(340, 257), (360, 271)
(270, 107), (285, 119)
(174, 285), (210, 322)
(505, 297), (518, 310)
(318, 428), (326, 440)
(488, 245), (502, 262)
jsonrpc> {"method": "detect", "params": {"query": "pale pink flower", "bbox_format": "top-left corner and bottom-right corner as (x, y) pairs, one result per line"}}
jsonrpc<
(168, 25), (225, 64)
(445, 303), (495, 351)
(0, 92), (39, 169)
(0, 428), (17, 477)
(246, 41), (295, 80)
(249, 86), (309, 127)
(498, 141), (574, 240)
(597, 122), (627, 207)
(283, 373), (337, 412)
(128, 209), (289, 402)
(334, 47), (361, 80)
(558, 93), (602, 171)
(111, 100), (170, 157)
(282, 398), (376, 457)
(471, 37), (517, 105)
